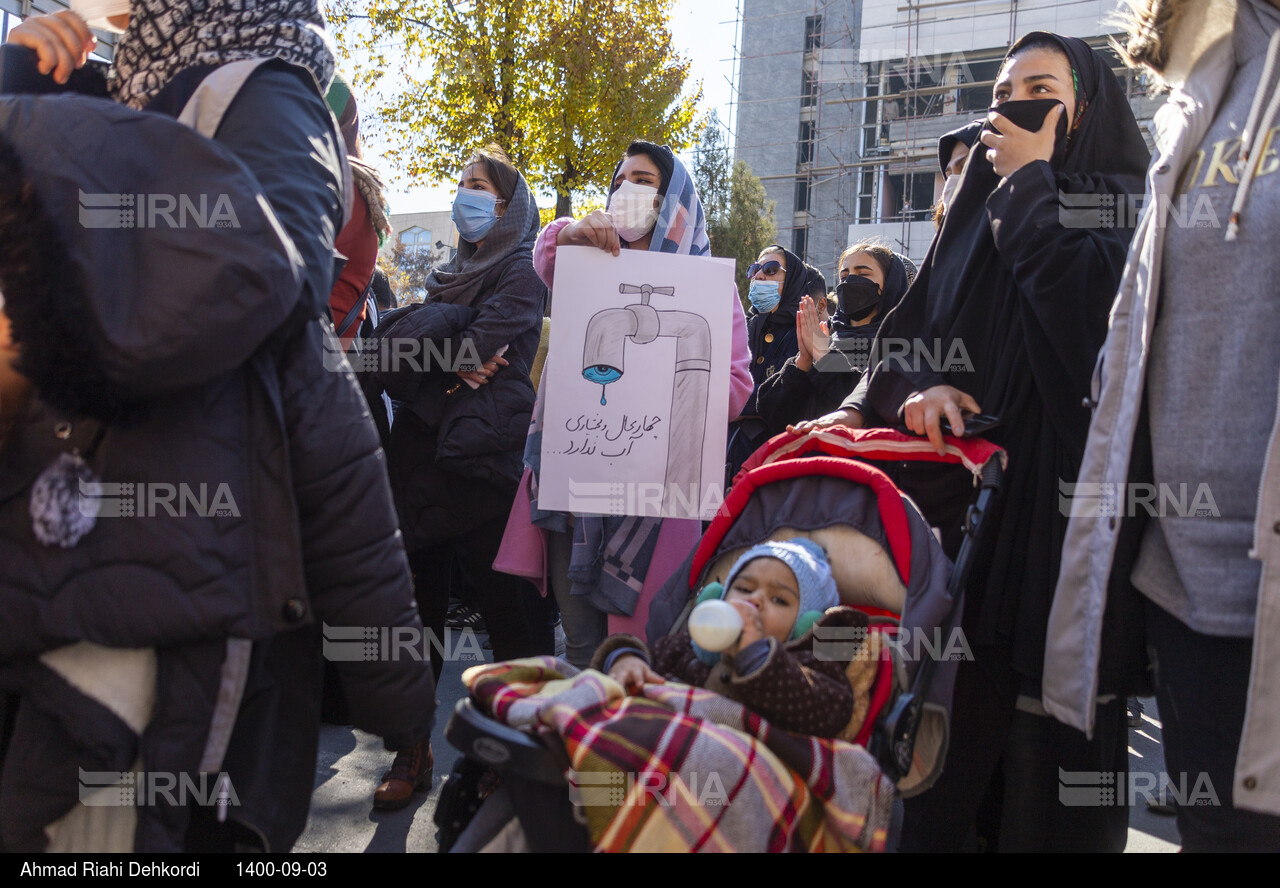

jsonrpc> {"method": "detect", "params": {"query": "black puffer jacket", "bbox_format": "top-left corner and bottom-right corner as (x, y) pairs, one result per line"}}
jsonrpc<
(377, 254), (545, 551)
(370, 289), (536, 489)
(0, 64), (434, 851)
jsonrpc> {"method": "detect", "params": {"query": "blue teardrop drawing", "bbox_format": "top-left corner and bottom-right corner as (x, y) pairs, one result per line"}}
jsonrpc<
(583, 365), (622, 406)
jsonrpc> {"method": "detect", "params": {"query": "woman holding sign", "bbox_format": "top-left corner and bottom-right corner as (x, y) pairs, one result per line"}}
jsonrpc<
(498, 141), (752, 668)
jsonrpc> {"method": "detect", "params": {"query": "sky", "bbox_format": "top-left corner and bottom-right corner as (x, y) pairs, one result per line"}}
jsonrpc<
(362, 0), (742, 216)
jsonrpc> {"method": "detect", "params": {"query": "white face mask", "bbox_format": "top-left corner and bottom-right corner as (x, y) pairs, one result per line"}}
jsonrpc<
(608, 180), (661, 243)
(939, 172), (963, 212)
(69, 0), (132, 32)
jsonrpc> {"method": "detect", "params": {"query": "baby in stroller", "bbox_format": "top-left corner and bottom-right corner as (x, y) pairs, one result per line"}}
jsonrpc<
(595, 538), (868, 738)
(439, 429), (1005, 852)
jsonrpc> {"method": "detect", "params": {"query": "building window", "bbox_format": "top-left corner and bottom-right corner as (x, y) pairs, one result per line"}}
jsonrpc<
(886, 64), (943, 119)
(801, 69), (818, 107)
(857, 169), (877, 223)
(883, 172), (934, 222)
(956, 59), (1002, 113)
(797, 121), (815, 166)
(400, 226), (433, 253)
(804, 15), (822, 52)
(792, 226), (809, 259)
(794, 179), (811, 213)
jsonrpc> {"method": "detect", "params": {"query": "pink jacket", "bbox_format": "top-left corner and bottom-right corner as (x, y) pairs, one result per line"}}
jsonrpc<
(494, 219), (753, 640)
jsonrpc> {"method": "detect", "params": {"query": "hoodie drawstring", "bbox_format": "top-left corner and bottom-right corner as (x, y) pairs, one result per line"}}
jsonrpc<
(1228, 28), (1280, 241)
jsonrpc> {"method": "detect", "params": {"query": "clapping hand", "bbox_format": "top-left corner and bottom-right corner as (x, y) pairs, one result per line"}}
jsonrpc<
(794, 295), (831, 372)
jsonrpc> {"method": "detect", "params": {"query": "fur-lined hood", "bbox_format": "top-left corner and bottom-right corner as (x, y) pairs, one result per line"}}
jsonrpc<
(1118, 0), (1239, 86)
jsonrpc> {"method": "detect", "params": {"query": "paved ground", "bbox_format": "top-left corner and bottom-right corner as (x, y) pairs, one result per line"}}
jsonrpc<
(294, 650), (476, 854)
(297, 647), (1184, 853)
(1123, 697), (1181, 852)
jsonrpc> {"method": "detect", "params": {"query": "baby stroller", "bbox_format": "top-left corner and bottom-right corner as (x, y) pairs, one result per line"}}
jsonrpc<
(435, 427), (1005, 852)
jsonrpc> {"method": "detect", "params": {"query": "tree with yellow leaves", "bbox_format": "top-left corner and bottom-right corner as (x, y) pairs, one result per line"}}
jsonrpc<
(331, 0), (702, 215)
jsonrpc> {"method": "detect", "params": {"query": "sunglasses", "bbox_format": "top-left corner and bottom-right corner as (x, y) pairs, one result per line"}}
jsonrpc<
(747, 260), (784, 278)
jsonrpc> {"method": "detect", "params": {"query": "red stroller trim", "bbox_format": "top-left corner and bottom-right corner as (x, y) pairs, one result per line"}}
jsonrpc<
(697, 427), (1009, 599)
(694, 456), (914, 590)
(740, 427), (1007, 478)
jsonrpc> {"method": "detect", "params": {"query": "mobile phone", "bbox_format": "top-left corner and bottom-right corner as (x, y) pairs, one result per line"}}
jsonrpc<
(940, 413), (1001, 438)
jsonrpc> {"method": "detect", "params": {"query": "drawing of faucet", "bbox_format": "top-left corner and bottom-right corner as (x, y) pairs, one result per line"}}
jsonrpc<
(582, 283), (712, 516)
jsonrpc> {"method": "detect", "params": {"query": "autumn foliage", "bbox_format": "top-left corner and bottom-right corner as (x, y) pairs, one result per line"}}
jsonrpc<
(331, 0), (702, 215)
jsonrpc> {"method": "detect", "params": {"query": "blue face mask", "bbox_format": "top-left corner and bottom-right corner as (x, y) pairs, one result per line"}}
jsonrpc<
(452, 188), (501, 242)
(747, 280), (782, 313)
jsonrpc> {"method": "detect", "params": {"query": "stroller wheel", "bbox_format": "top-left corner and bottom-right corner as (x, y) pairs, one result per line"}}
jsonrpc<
(435, 757), (497, 852)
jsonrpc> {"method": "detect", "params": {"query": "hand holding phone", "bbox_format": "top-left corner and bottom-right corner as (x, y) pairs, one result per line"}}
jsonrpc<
(940, 413), (1001, 438)
(902, 384), (984, 453)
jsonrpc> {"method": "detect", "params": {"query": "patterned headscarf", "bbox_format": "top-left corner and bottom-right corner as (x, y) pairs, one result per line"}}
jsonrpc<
(649, 150), (712, 257)
(109, 0), (337, 109)
(422, 166), (541, 308)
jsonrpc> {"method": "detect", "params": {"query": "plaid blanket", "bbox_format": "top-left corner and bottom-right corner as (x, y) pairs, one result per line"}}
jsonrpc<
(463, 657), (894, 852)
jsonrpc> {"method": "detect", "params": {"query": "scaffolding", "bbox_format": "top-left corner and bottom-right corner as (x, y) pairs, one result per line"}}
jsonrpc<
(729, 0), (867, 277)
(731, 0), (1160, 268)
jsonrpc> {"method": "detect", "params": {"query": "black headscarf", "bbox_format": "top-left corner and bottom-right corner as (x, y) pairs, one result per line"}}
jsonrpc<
(803, 265), (828, 301)
(861, 32), (1150, 679)
(831, 251), (911, 340)
(749, 245), (807, 322)
(937, 119), (985, 174)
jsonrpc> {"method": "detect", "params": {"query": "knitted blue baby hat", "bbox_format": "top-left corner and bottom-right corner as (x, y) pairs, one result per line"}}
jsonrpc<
(689, 539), (839, 665)
(724, 538), (839, 640)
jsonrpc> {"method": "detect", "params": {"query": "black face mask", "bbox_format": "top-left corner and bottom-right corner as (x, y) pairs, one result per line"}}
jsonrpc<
(985, 98), (1070, 168)
(836, 276), (881, 322)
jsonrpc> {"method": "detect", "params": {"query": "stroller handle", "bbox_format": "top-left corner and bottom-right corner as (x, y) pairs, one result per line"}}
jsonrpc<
(980, 456), (1004, 493)
(871, 441), (1004, 785)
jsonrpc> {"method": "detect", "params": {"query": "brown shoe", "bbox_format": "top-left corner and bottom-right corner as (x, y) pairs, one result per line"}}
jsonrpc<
(373, 739), (434, 810)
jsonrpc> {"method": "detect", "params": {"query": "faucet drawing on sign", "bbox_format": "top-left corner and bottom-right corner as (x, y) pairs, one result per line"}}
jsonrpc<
(582, 283), (711, 516)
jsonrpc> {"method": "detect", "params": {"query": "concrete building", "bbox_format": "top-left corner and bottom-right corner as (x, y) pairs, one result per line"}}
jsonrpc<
(384, 210), (458, 266)
(733, 0), (1165, 273)
(734, 0), (866, 282)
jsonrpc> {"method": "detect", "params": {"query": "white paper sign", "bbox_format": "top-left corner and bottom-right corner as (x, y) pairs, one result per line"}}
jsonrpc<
(539, 246), (735, 520)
